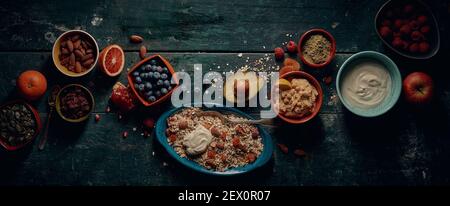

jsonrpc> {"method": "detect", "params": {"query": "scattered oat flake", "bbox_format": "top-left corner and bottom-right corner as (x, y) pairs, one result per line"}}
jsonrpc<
(331, 22), (340, 29)
(237, 53), (243, 57)
(294, 149), (306, 157)
(133, 127), (137, 131)
(163, 162), (168, 167)
(118, 114), (122, 120)
(152, 151), (155, 156)
(106, 106), (111, 113)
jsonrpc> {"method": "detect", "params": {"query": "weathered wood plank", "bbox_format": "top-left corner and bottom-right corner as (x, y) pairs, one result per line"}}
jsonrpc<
(2, 0), (447, 52)
(1, 109), (449, 186)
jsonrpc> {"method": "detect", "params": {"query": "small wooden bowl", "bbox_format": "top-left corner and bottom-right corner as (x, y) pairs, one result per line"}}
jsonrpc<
(274, 71), (323, 124)
(298, 28), (336, 68)
(52, 30), (99, 77)
(0, 100), (42, 151)
(56, 84), (95, 123)
(127, 55), (178, 107)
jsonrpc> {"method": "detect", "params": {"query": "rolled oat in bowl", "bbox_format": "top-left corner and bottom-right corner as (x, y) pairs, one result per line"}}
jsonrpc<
(165, 108), (263, 172)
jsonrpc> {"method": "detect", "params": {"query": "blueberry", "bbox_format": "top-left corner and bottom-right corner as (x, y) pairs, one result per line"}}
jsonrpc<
(140, 72), (146, 78)
(144, 64), (152, 71)
(162, 67), (168, 74)
(140, 65), (146, 72)
(135, 76), (142, 83)
(155, 91), (161, 97)
(156, 79), (163, 86)
(133, 71), (140, 77)
(156, 66), (163, 73)
(147, 72), (154, 79)
(134, 83), (139, 90)
(145, 91), (153, 99)
(163, 80), (171, 87)
(150, 59), (157, 65)
(153, 72), (161, 79)
(161, 88), (168, 94)
(148, 96), (156, 102)
(167, 86), (172, 91)
(138, 84), (145, 91)
(161, 73), (168, 80)
(145, 82), (152, 90)
(151, 65), (158, 72)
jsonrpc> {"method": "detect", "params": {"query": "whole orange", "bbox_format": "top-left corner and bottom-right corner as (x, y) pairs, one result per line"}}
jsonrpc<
(16, 70), (47, 101)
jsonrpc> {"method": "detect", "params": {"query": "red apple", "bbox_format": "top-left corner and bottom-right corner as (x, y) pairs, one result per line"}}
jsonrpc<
(403, 72), (434, 104)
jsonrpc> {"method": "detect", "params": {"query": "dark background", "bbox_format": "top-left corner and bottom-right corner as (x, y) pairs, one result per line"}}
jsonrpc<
(0, 0), (449, 186)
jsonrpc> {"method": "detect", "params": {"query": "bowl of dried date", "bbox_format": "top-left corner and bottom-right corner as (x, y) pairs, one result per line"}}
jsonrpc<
(52, 30), (99, 77)
(56, 84), (94, 123)
(375, 0), (440, 59)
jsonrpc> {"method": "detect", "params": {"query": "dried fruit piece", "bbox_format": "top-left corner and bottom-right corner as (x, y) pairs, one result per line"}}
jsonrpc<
(207, 150), (216, 159)
(283, 58), (301, 70)
(277, 143), (289, 154)
(130, 35), (143, 43)
(232, 136), (241, 148)
(246, 153), (256, 163)
(139, 45), (147, 59)
(294, 149), (306, 157)
(279, 65), (297, 77)
(210, 126), (221, 137)
(178, 120), (188, 130)
(168, 134), (177, 142)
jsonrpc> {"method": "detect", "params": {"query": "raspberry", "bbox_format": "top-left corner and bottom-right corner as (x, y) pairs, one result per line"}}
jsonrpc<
(411, 31), (424, 41)
(419, 42), (430, 53)
(286, 41), (298, 53)
(122, 131), (128, 138)
(400, 24), (412, 35)
(417, 15), (428, 25)
(379, 26), (392, 39)
(392, 37), (404, 49)
(420, 26), (430, 34)
(409, 43), (419, 53)
(274, 47), (285, 60)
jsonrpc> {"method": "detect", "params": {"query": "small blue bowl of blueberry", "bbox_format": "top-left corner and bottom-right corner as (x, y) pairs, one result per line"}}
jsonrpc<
(127, 55), (178, 107)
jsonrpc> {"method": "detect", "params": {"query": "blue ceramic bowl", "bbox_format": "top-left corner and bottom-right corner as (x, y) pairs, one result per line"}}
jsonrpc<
(155, 103), (273, 176)
(336, 51), (401, 117)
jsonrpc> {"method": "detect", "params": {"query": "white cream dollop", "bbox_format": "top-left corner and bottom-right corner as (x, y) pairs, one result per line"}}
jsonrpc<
(183, 124), (213, 156)
(341, 60), (391, 109)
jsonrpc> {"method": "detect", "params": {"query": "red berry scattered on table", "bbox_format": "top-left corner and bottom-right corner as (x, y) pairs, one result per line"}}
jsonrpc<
(274, 47), (285, 60)
(286, 41), (298, 53)
(95, 114), (100, 122)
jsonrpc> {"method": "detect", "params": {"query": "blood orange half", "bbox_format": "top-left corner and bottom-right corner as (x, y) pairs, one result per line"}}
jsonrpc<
(99, 44), (125, 77)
